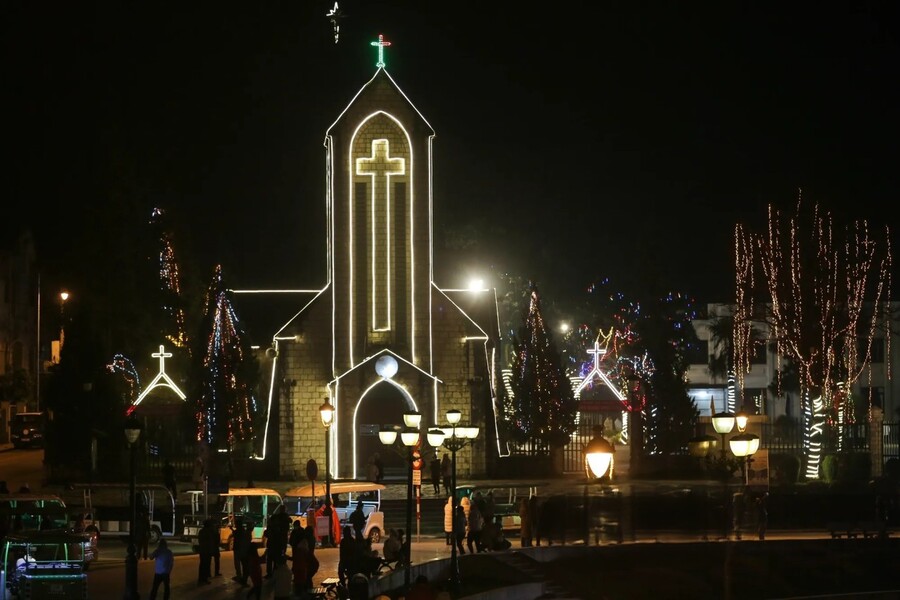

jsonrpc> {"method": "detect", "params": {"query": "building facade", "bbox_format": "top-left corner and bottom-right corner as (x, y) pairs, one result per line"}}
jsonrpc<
(250, 65), (504, 482)
(0, 230), (39, 443)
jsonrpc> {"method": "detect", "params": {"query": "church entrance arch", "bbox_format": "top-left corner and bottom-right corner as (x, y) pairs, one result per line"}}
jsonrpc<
(354, 381), (416, 481)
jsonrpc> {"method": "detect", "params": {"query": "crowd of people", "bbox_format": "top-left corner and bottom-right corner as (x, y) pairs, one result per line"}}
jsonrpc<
(442, 490), (514, 554)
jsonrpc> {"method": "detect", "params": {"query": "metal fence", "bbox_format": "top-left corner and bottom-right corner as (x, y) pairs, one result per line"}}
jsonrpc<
(543, 420), (900, 474)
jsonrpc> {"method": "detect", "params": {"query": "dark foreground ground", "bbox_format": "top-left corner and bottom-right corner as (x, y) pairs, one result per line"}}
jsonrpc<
(509, 538), (900, 600)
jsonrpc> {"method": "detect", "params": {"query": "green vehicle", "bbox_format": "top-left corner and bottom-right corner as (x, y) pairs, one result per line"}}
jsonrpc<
(1, 530), (93, 599)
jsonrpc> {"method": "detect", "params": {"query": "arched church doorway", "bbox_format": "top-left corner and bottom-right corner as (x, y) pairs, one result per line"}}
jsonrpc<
(355, 382), (415, 481)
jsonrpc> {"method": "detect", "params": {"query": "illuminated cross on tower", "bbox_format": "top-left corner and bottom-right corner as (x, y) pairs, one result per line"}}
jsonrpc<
(356, 139), (406, 331)
(370, 33), (392, 68)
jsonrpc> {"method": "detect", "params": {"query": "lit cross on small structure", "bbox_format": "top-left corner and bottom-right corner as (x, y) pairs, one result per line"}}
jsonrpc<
(371, 33), (392, 68)
(574, 340), (626, 401)
(132, 344), (187, 407)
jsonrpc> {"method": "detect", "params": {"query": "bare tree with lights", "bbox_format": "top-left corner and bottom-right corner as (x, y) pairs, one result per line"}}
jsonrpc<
(734, 197), (892, 479)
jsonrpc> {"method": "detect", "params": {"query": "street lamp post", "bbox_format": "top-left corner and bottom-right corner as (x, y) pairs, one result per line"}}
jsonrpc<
(583, 427), (615, 545)
(729, 431), (760, 540)
(59, 291), (69, 356)
(711, 408), (735, 540)
(379, 411), (428, 590)
(319, 398), (335, 547)
(123, 416), (143, 600)
(434, 409), (479, 593)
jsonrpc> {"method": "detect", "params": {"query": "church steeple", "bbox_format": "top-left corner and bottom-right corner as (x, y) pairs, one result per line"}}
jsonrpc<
(325, 42), (435, 371)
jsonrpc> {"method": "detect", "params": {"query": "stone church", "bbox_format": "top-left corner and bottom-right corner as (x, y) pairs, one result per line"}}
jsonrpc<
(252, 59), (505, 482)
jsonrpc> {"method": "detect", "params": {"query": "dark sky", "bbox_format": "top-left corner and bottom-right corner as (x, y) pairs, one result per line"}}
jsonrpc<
(7, 2), (900, 304)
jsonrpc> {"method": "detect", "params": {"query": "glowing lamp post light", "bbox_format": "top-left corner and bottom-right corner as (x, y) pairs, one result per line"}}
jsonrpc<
(123, 416), (143, 600)
(729, 431), (760, 540)
(379, 411), (426, 590)
(734, 409), (750, 434)
(434, 409), (479, 592)
(319, 398), (335, 546)
(584, 433), (615, 480)
(711, 410), (736, 460)
(729, 433), (760, 485)
(583, 428), (615, 545)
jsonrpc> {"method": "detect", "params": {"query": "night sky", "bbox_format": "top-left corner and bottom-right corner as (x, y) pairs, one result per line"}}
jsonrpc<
(7, 2), (900, 305)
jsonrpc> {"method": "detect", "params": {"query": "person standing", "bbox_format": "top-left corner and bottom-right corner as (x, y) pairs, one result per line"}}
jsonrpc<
(197, 519), (216, 585)
(452, 504), (466, 555)
(231, 516), (247, 583)
(148, 539), (174, 600)
(162, 459), (177, 499)
(466, 499), (484, 553)
(430, 453), (442, 495)
(443, 497), (453, 545)
(441, 454), (452, 496)
(245, 542), (264, 600)
(266, 505), (291, 577)
(349, 500), (366, 541)
(289, 519), (304, 550)
(337, 525), (356, 586)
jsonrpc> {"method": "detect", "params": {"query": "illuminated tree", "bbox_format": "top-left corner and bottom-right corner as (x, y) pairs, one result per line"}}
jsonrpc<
(507, 283), (578, 449)
(190, 265), (261, 451)
(564, 281), (699, 456)
(734, 197), (892, 479)
(150, 207), (188, 349)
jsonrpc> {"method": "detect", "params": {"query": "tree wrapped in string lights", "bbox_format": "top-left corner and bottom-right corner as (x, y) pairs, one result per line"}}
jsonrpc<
(507, 283), (578, 453)
(734, 196), (892, 479)
(191, 265), (261, 455)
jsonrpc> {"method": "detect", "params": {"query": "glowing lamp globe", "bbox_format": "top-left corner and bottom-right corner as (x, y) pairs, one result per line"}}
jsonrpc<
(584, 435), (615, 479)
(375, 355), (399, 379)
(729, 433), (760, 458)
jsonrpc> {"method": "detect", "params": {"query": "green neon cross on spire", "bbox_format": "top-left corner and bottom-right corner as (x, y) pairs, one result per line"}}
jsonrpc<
(371, 33), (392, 68)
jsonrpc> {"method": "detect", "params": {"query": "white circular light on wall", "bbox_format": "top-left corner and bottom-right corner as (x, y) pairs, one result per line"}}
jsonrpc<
(375, 355), (399, 379)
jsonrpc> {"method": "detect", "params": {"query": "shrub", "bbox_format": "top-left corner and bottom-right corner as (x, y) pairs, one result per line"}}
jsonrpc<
(769, 453), (801, 485)
(821, 455), (839, 483)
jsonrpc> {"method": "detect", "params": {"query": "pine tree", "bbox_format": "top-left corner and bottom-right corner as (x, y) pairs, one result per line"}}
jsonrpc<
(191, 265), (260, 450)
(634, 293), (701, 455)
(508, 284), (577, 448)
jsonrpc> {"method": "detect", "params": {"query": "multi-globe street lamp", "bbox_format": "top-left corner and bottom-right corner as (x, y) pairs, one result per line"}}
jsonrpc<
(379, 411), (429, 590)
(319, 398), (335, 546)
(123, 416), (143, 600)
(432, 409), (479, 592)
